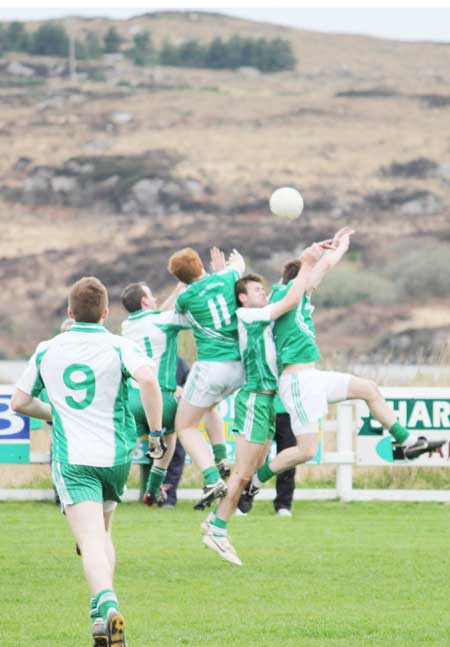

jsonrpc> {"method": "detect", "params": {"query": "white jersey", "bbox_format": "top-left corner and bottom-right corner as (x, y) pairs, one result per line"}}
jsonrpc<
(121, 309), (189, 391)
(16, 322), (154, 467)
(236, 305), (278, 392)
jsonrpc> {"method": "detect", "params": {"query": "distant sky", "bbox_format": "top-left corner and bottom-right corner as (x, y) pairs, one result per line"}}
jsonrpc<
(0, 6), (450, 43)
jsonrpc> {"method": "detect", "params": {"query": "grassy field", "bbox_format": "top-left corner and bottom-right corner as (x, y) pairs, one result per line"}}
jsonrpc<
(2, 501), (450, 647)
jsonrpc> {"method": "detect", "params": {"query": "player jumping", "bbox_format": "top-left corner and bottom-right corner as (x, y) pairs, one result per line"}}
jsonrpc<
(168, 246), (245, 509)
(248, 228), (445, 501)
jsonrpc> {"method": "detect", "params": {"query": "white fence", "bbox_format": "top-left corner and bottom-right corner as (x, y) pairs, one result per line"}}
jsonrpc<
(2, 396), (449, 503)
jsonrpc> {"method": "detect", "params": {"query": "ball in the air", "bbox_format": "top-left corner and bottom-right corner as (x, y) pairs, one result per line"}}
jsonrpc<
(269, 187), (304, 219)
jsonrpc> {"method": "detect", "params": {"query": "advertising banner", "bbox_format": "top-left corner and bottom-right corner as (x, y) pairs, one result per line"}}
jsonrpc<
(0, 385), (30, 463)
(356, 387), (450, 466)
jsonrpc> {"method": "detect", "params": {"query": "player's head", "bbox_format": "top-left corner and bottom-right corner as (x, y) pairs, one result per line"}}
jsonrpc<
(68, 276), (109, 323)
(235, 273), (267, 308)
(282, 259), (301, 284)
(121, 282), (157, 313)
(168, 248), (204, 284)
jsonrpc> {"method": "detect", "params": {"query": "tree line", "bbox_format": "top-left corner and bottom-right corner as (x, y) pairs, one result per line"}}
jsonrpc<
(0, 22), (296, 72)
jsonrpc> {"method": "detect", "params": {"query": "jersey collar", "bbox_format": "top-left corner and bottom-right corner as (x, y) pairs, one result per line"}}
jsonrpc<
(68, 322), (108, 333)
(128, 309), (160, 321)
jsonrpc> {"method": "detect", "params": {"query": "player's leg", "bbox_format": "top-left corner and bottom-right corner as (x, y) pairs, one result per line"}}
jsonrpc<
(203, 406), (230, 478)
(273, 413), (296, 516)
(345, 375), (445, 458)
(203, 392), (274, 566)
(251, 371), (322, 488)
(176, 399), (226, 508)
(144, 432), (177, 506)
(203, 435), (264, 566)
(144, 390), (177, 506)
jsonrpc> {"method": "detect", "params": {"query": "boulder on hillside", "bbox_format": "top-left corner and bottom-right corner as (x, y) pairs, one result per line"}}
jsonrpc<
(366, 188), (442, 214)
(380, 157), (438, 179)
(3, 151), (214, 215)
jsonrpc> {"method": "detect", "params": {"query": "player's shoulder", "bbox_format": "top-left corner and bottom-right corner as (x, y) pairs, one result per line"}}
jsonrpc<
(237, 305), (272, 323)
(217, 267), (240, 281)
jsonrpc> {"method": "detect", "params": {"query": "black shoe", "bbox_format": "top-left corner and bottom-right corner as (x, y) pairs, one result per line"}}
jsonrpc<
(143, 487), (167, 507)
(237, 481), (260, 515)
(403, 436), (445, 460)
(193, 478), (227, 510)
(217, 458), (231, 479)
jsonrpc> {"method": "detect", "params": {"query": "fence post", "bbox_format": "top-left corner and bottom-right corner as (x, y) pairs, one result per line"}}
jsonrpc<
(336, 402), (354, 501)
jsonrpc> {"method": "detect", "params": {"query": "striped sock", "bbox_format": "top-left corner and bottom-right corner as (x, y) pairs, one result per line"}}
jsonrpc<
(256, 462), (275, 484)
(202, 465), (221, 486)
(94, 589), (119, 622)
(213, 443), (227, 463)
(146, 465), (167, 492)
(211, 515), (227, 537)
(89, 596), (101, 621)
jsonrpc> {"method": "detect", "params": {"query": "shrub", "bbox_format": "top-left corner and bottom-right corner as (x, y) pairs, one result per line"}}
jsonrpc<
(103, 26), (122, 53)
(384, 243), (449, 299)
(313, 267), (399, 308)
(30, 23), (69, 56)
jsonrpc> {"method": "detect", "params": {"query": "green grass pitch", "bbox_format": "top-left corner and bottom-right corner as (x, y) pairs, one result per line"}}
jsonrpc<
(2, 500), (450, 646)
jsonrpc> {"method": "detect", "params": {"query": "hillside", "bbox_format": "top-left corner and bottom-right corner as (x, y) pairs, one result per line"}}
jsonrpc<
(0, 11), (449, 361)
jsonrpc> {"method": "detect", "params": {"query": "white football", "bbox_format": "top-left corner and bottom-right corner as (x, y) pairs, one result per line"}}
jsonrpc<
(269, 187), (304, 219)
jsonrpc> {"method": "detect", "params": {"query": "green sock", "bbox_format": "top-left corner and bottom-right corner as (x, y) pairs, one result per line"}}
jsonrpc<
(213, 443), (227, 463)
(94, 589), (119, 622)
(211, 515), (227, 536)
(389, 421), (410, 445)
(89, 596), (101, 621)
(257, 461), (275, 484)
(146, 466), (167, 492)
(202, 465), (221, 486)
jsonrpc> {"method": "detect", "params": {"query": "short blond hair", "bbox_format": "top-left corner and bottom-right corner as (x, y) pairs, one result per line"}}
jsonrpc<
(168, 248), (203, 284)
(69, 277), (108, 323)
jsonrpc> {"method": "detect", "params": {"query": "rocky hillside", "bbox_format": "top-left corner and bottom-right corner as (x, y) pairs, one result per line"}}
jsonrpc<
(0, 11), (449, 361)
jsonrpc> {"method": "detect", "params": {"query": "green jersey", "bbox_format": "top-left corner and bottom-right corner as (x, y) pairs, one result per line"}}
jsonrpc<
(236, 304), (278, 392)
(270, 282), (321, 368)
(175, 269), (241, 361)
(121, 309), (189, 391)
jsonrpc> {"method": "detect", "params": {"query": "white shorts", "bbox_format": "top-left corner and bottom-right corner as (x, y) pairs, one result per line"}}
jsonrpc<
(182, 360), (245, 408)
(279, 369), (351, 436)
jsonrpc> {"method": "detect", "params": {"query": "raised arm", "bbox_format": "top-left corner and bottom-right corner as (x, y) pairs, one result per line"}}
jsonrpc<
(226, 248), (245, 277)
(307, 227), (354, 294)
(269, 244), (322, 320)
(160, 282), (185, 312)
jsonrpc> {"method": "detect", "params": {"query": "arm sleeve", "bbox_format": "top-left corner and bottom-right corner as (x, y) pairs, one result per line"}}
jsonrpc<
(236, 305), (273, 324)
(220, 268), (240, 282)
(119, 338), (155, 379)
(154, 310), (190, 330)
(175, 292), (186, 314)
(15, 344), (47, 397)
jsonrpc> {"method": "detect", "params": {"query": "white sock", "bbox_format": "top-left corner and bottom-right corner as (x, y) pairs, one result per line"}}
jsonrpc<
(252, 473), (263, 488)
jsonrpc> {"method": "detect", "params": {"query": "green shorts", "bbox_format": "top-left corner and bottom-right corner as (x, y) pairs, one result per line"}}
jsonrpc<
(128, 386), (177, 436)
(52, 460), (131, 507)
(233, 389), (275, 445)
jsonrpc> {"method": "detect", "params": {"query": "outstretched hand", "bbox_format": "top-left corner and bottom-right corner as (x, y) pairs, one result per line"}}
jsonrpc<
(210, 246), (226, 272)
(301, 243), (323, 267)
(333, 227), (355, 245)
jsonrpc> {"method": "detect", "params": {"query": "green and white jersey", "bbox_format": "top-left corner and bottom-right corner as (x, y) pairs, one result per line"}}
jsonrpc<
(270, 282), (321, 368)
(121, 309), (189, 392)
(236, 305), (278, 392)
(16, 322), (154, 467)
(175, 269), (241, 361)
